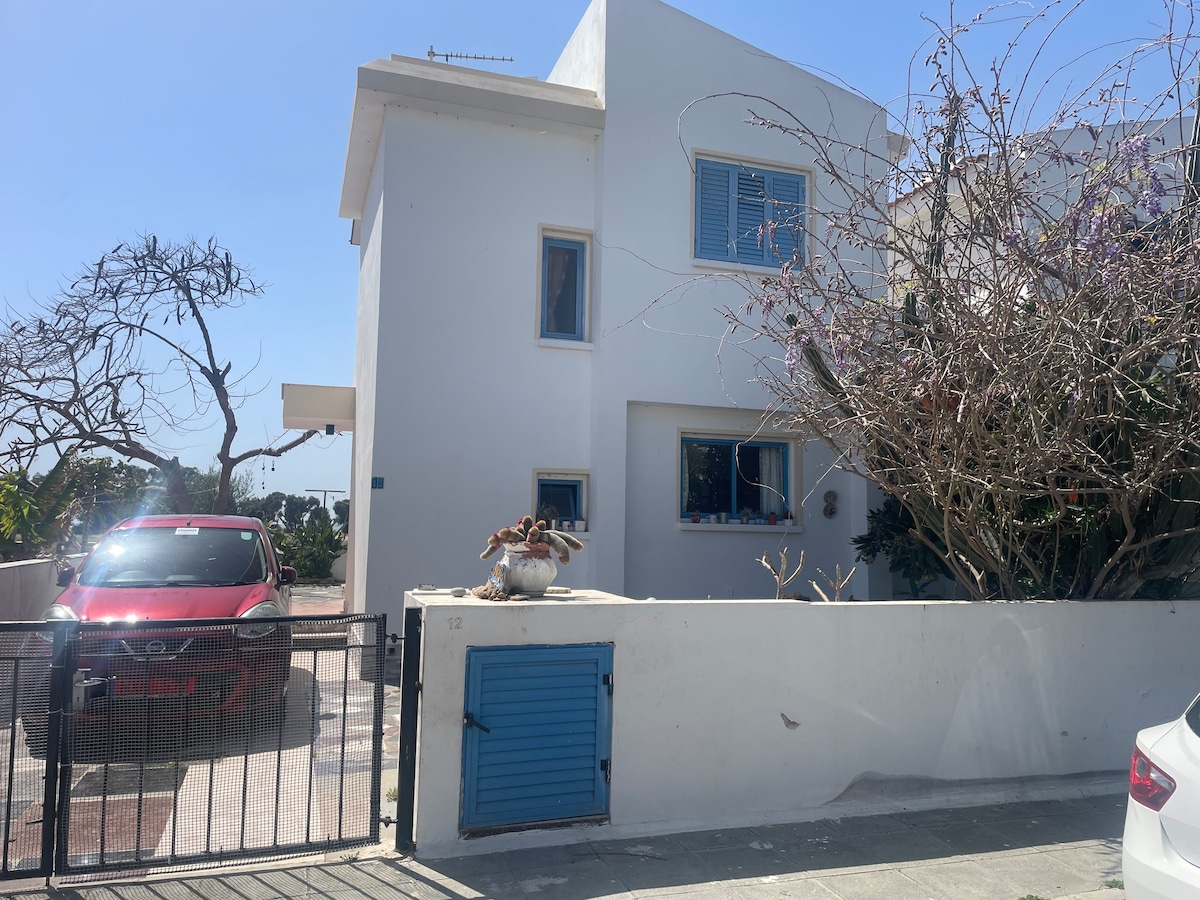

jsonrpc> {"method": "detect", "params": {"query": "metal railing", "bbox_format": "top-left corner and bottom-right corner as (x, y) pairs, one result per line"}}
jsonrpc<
(0, 614), (385, 880)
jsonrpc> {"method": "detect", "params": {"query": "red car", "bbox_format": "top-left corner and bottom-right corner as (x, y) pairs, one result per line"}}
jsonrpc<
(22, 515), (297, 757)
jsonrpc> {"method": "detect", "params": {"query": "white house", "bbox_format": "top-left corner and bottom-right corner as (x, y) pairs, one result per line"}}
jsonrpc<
(337, 0), (903, 617)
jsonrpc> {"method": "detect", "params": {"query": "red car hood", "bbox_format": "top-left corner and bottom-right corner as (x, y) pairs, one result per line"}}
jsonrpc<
(58, 582), (276, 621)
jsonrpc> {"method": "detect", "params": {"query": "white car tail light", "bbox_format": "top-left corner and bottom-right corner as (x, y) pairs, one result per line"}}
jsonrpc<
(1131, 746), (1177, 811)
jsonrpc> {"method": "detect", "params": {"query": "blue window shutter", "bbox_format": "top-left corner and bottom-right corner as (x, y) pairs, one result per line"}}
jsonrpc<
(462, 644), (613, 830)
(695, 160), (733, 261)
(765, 172), (803, 264)
(735, 170), (768, 263)
(695, 158), (806, 266)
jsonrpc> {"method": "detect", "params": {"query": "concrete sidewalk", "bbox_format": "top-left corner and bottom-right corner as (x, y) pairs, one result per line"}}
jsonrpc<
(9, 791), (1128, 900)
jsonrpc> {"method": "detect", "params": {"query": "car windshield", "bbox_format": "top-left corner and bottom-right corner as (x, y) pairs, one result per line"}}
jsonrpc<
(77, 526), (269, 587)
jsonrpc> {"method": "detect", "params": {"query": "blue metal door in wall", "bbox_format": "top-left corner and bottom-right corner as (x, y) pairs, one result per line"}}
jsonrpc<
(461, 644), (612, 831)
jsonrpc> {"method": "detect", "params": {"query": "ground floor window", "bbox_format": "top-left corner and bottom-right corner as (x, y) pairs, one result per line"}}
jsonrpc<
(681, 437), (788, 518)
(535, 471), (588, 531)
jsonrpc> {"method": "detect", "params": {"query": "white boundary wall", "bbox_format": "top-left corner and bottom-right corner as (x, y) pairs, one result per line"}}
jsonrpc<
(407, 591), (1200, 858)
(0, 558), (64, 621)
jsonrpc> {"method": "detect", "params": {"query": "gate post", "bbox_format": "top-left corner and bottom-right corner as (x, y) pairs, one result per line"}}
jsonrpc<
(395, 607), (422, 853)
(40, 623), (70, 879)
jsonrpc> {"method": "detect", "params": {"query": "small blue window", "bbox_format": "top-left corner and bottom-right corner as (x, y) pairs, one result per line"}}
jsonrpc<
(537, 478), (582, 521)
(541, 237), (586, 340)
(681, 437), (789, 517)
(694, 158), (805, 266)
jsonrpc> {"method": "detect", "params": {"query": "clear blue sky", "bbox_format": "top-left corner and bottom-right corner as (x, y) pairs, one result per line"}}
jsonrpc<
(0, 0), (1181, 503)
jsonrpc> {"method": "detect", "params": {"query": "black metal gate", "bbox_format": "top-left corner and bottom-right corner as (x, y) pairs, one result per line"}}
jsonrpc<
(0, 614), (385, 880)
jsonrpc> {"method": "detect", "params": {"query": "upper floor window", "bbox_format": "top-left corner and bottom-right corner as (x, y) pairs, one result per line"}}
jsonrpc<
(541, 236), (587, 340)
(681, 436), (789, 518)
(694, 157), (805, 267)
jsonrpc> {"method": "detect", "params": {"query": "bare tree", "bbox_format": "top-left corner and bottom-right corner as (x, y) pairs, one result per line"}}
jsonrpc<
(714, 2), (1200, 599)
(0, 235), (318, 514)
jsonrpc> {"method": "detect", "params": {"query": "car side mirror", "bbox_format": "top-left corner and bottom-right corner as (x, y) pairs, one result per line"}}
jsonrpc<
(56, 566), (75, 587)
(279, 566), (298, 586)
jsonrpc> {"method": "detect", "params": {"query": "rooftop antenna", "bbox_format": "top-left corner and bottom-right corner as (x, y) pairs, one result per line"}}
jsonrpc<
(427, 45), (514, 65)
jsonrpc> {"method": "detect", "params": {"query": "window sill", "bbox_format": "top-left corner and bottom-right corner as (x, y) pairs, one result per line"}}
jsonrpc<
(678, 522), (804, 534)
(690, 257), (796, 277)
(538, 337), (593, 351)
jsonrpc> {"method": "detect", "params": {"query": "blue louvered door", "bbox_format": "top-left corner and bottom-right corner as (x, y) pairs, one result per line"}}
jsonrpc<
(461, 644), (613, 830)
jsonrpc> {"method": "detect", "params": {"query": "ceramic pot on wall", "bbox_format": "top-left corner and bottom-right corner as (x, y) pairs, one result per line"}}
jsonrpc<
(502, 542), (558, 596)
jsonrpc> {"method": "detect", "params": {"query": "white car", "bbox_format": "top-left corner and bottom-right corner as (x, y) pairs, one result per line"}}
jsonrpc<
(1124, 694), (1200, 897)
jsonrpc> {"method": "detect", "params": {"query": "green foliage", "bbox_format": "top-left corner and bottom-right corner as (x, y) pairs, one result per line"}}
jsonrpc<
(852, 496), (952, 598)
(0, 454), (80, 560)
(276, 506), (344, 579)
(332, 498), (350, 533)
(239, 492), (322, 532)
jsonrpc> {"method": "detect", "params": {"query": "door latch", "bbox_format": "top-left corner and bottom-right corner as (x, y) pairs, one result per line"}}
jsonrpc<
(72, 669), (108, 708)
(463, 712), (491, 733)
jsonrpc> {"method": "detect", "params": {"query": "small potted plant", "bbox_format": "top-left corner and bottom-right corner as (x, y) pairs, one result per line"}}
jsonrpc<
(740, 507), (753, 524)
(479, 514), (584, 597)
(536, 503), (559, 531)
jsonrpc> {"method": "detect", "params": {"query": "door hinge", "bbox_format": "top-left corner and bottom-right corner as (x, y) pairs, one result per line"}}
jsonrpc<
(600, 758), (611, 783)
(603, 673), (613, 695)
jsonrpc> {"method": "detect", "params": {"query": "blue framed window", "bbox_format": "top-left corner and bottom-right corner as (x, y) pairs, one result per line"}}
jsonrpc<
(694, 158), (805, 266)
(537, 477), (582, 521)
(541, 236), (586, 340)
(681, 437), (789, 517)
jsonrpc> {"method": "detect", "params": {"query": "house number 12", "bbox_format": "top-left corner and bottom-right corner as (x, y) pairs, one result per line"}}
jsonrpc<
(448, 617), (463, 630)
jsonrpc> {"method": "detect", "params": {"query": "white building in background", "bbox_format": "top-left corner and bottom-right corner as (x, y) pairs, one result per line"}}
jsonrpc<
(337, 0), (902, 616)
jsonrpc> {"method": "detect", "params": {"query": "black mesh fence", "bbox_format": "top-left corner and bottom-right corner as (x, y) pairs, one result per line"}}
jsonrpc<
(0, 614), (385, 879)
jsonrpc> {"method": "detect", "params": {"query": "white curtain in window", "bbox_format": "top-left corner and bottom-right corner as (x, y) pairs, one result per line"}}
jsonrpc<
(759, 446), (784, 515)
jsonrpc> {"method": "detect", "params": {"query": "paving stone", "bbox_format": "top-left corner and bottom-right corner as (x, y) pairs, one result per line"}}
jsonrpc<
(1043, 841), (1123, 880)
(730, 877), (841, 899)
(886, 807), (972, 829)
(924, 820), (1030, 856)
(984, 813), (1114, 847)
(690, 844), (805, 882)
(750, 821), (841, 852)
(955, 800), (1044, 822)
(596, 847), (716, 896)
(673, 828), (764, 851)
(982, 850), (1101, 898)
(504, 842), (599, 872)
(811, 867), (932, 899)
(511, 857), (633, 900)
(414, 851), (511, 879)
(820, 815), (909, 837)
(590, 836), (690, 859)
(897, 858), (1032, 899)
(847, 827), (969, 866)
(779, 838), (885, 875)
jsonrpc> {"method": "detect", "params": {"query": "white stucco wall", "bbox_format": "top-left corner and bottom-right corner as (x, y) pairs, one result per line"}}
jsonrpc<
(0, 558), (66, 621)
(357, 106), (599, 618)
(406, 591), (1198, 858)
(348, 131), (387, 616)
(342, 0), (897, 612)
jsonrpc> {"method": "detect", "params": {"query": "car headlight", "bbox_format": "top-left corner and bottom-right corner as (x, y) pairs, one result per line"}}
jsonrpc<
(235, 601), (281, 639)
(37, 604), (80, 642)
